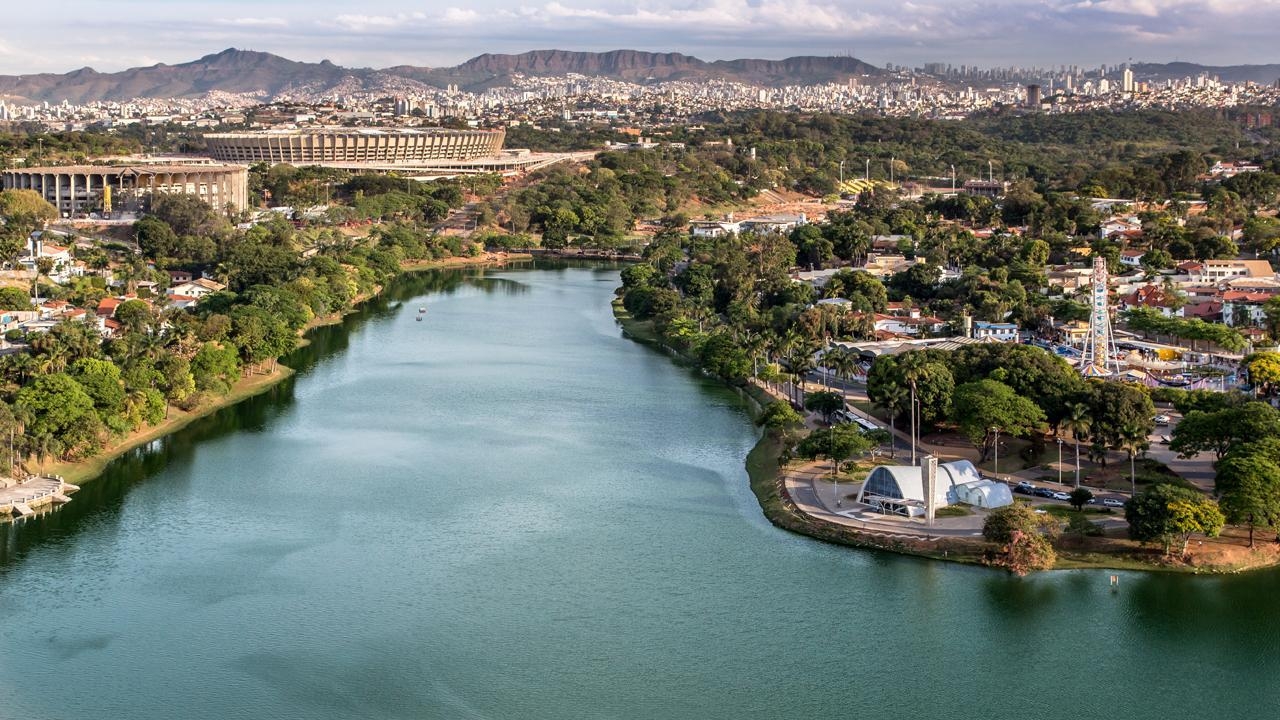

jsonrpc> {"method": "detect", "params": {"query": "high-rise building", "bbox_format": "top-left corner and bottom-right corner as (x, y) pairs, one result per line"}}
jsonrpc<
(1025, 84), (1042, 108)
(1122, 67), (1135, 93)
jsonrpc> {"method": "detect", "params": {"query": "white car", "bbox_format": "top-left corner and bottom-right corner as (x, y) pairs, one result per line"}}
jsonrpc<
(1153, 414), (1171, 426)
(1102, 498), (1126, 508)
(1051, 491), (1071, 501)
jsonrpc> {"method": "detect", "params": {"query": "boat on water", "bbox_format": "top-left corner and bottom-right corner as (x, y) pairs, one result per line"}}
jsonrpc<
(418, 306), (427, 313)
(416, 316), (423, 322)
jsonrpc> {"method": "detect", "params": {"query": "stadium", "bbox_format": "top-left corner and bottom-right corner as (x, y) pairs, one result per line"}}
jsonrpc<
(203, 128), (507, 165)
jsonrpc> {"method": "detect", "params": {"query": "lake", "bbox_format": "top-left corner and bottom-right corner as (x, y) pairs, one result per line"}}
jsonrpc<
(1, 263), (1278, 719)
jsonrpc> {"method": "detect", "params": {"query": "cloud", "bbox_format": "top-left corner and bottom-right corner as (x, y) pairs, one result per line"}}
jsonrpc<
(320, 0), (954, 44)
(215, 17), (288, 28)
(6, 0), (1280, 74)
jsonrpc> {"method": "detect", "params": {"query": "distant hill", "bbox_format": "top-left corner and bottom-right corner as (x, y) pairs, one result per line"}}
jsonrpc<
(1133, 61), (1280, 85)
(5, 49), (1274, 105)
(401, 49), (882, 89)
(0, 49), (364, 104)
(0, 48), (885, 103)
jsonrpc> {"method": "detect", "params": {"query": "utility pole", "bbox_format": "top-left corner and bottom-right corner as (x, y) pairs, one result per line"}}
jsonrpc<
(909, 380), (918, 465)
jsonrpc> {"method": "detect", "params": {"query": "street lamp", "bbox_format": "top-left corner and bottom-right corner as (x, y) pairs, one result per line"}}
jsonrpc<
(909, 380), (918, 465)
(865, 157), (870, 181)
(1056, 437), (1064, 485)
(990, 426), (1001, 479)
(839, 160), (845, 188)
(831, 425), (841, 508)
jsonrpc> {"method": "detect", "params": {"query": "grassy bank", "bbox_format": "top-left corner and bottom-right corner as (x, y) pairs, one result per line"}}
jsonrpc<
(42, 366), (293, 485)
(41, 252), (526, 487)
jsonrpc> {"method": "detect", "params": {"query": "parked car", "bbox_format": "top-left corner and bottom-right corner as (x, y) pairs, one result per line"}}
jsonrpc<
(1033, 487), (1056, 498)
(1051, 491), (1072, 501)
(1102, 498), (1126, 508)
(1154, 414), (1171, 426)
(1013, 485), (1034, 495)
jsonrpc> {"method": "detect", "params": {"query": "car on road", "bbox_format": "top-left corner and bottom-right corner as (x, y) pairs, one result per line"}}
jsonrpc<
(1050, 491), (1071, 501)
(1154, 414), (1171, 426)
(1032, 487), (1056, 498)
(1013, 485), (1033, 495)
(1102, 497), (1126, 508)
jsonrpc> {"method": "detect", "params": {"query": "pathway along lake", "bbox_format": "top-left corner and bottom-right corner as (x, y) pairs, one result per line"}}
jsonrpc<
(1, 263), (1279, 719)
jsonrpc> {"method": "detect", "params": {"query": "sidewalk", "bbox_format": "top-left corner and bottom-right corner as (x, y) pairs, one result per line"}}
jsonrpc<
(779, 459), (986, 539)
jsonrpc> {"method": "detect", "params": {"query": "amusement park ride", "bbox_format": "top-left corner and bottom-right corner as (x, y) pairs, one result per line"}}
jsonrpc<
(1079, 256), (1120, 378)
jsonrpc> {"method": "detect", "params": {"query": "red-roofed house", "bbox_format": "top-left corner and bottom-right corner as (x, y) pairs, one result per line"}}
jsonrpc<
(1119, 284), (1180, 316)
(1222, 290), (1276, 327)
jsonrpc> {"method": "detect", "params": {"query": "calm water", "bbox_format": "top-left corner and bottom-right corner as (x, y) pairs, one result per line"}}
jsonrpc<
(1, 263), (1278, 720)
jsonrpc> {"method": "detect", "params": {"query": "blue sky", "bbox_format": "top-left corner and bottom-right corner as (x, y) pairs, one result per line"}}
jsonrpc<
(3, 0), (1277, 74)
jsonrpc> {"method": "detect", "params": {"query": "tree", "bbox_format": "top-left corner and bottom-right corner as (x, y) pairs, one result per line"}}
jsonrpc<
(699, 334), (751, 384)
(982, 504), (1058, 575)
(1061, 401), (1092, 487)
(0, 286), (33, 310)
(1215, 452), (1280, 547)
(804, 390), (845, 424)
(148, 193), (223, 238)
(1171, 402), (1280, 460)
(1125, 484), (1225, 556)
(867, 350), (953, 422)
(1139, 248), (1174, 274)
(134, 215), (180, 261)
(1069, 487), (1094, 511)
(950, 379), (1046, 462)
(1116, 422), (1150, 496)
(757, 401), (803, 429)
(190, 342), (240, 394)
(1084, 381), (1154, 449)
(113, 299), (153, 334)
(875, 384), (907, 458)
(69, 357), (126, 427)
(1243, 352), (1280, 396)
(795, 424), (874, 474)
(15, 372), (97, 457)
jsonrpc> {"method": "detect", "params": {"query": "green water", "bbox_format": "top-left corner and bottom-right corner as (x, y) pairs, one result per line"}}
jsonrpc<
(1, 264), (1278, 720)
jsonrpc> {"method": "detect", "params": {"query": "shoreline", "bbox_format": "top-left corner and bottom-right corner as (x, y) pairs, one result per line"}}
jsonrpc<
(39, 252), (529, 488)
(610, 295), (1280, 576)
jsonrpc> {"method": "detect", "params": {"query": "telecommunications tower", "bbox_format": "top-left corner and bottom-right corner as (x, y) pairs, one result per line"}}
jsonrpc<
(1080, 255), (1118, 377)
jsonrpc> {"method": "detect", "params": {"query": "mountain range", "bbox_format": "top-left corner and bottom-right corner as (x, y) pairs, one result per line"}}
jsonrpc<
(0, 48), (883, 103)
(0, 49), (1275, 105)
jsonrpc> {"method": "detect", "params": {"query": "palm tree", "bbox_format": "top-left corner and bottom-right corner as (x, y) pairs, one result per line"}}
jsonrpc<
(820, 345), (845, 389)
(1060, 401), (1092, 488)
(787, 347), (817, 406)
(1117, 422), (1149, 496)
(876, 385), (908, 459)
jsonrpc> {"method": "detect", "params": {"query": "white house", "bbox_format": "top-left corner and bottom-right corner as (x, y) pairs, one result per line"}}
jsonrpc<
(971, 321), (1018, 341)
(169, 278), (227, 299)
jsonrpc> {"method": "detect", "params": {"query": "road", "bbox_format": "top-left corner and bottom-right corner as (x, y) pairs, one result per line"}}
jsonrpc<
(1144, 412), (1216, 492)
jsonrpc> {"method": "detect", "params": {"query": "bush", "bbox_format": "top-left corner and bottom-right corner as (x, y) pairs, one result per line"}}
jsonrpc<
(982, 504), (1059, 575)
(1066, 513), (1103, 537)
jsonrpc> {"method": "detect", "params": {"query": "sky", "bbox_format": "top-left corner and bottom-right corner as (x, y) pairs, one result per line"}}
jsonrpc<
(2, 0), (1278, 75)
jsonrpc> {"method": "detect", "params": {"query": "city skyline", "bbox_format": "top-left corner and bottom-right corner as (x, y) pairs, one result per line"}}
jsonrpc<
(2, 0), (1279, 76)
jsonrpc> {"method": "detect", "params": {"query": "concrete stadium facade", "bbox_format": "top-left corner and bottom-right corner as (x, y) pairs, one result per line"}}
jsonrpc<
(203, 128), (506, 165)
(1, 164), (249, 216)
